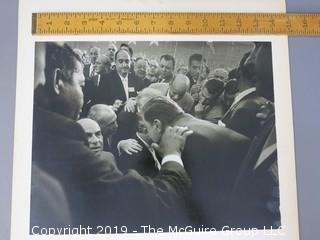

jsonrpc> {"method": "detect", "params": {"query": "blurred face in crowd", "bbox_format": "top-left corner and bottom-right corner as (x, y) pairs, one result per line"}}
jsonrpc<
(189, 60), (202, 80)
(77, 119), (104, 157)
(57, 59), (85, 120)
(169, 74), (189, 102)
(106, 43), (117, 62)
(116, 50), (131, 77)
(177, 65), (188, 75)
(134, 59), (148, 80)
(244, 42), (273, 101)
(199, 86), (212, 105)
(95, 55), (111, 74)
(148, 59), (160, 76)
(143, 118), (162, 143)
(159, 58), (174, 81)
(89, 47), (100, 64)
(99, 111), (118, 137)
(200, 66), (209, 81)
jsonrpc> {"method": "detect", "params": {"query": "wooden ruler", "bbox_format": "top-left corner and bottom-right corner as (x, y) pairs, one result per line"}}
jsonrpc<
(32, 12), (320, 35)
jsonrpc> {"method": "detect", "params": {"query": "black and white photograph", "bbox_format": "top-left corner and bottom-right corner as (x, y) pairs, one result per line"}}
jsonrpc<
(29, 40), (281, 235)
(7, 1), (301, 240)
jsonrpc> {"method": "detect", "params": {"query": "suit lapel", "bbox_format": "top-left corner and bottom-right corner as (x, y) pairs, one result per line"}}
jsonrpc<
(221, 91), (257, 123)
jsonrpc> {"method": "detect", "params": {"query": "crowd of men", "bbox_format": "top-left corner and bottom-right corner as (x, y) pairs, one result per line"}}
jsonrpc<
(30, 41), (280, 233)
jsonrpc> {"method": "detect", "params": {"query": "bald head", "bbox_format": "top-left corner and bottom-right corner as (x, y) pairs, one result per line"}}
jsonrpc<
(77, 118), (103, 157)
(88, 104), (118, 137)
(169, 74), (190, 101)
(136, 87), (163, 112)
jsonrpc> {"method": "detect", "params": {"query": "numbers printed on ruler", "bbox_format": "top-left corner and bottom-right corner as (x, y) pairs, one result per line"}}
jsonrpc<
(32, 12), (320, 35)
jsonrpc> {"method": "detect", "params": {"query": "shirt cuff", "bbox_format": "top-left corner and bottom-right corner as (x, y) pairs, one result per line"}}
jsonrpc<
(218, 120), (226, 127)
(162, 154), (184, 167)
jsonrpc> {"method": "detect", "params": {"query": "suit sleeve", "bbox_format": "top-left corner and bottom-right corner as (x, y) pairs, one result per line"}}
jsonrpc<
(69, 143), (191, 228)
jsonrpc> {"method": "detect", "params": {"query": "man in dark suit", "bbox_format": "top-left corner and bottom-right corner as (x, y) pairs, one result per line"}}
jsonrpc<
(83, 46), (100, 79)
(226, 42), (280, 229)
(95, 49), (145, 113)
(32, 42), (194, 231)
(158, 54), (175, 83)
(219, 52), (269, 139)
(118, 115), (160, 177)
(81, 47), (102, 117)
(141, 96), (250, 227)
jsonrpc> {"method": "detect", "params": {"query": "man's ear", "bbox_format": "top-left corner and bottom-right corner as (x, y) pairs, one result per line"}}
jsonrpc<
(52, 68), (64, 95)
(153, 119), (162, 131)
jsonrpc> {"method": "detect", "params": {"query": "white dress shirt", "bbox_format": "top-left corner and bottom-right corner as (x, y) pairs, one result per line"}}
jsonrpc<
(118, 73), (129, 100)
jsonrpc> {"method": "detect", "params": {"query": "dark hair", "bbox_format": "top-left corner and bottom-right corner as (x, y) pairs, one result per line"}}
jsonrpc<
(115, 49), (132, 61)
(228, 68), (239, 80)
(204, 65), (210, 75)
(224, 79), (239, 95)
(160, 54), (175, 69)
(204, 78), (225, 99)
(188, 53), (206, 66)
(44, 42), (81, 88)
(120, 43), (133, 57)
(142, 96), (183, 128)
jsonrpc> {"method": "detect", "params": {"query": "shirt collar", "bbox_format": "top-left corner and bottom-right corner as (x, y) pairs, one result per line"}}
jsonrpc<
(136, 132), (150, 148)
(231, 87), (256, 108)
(118, 73), (128, 82)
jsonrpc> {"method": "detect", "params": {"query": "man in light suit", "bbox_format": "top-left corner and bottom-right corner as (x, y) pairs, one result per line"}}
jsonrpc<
(141, 96), (250, 227)
(149, 74), (194, 113)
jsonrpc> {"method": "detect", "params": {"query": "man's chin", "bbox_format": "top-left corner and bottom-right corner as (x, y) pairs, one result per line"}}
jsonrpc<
(91, 148), (102, 157)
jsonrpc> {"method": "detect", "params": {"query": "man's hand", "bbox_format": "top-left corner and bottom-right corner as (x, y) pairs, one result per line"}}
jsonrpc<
(124, 98), (136, 112)
(194, 102), (205, 113)
(112, 99), (123, 112)
(152, 126), (193, 157)
(118, 139), (143, 155)
(256, 101), (274, 126)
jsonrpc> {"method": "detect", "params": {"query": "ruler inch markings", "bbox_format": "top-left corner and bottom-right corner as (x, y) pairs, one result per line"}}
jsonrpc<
(32, 12), (320, 35)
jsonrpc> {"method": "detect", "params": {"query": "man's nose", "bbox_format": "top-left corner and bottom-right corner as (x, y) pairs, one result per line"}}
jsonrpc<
(89, 135), (99, 144)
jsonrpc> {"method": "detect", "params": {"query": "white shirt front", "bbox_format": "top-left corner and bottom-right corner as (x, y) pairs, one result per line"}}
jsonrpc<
(89, 64), (95, 77)
(118, 73), (129, 100)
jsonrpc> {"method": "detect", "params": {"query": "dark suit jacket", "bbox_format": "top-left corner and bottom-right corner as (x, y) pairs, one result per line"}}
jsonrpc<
(81, 75), (100, 117)
(30, 163), (71, 230)
(221, 91), (269, 139)
(32, 106), (191, 230)
(172, 113), (250, 227)
(83, 63), (92, 79)
(227, 114), (280, 229)
(118, 134), (160, 178)
(94, 70), (145, 106)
